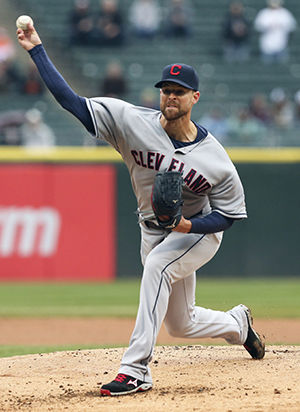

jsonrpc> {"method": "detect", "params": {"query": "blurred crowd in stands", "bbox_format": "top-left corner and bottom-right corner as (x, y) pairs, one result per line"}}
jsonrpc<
(222, 0), (297, 64)
(0, 0), (299, 146)
(67, 0), (297, 64)
(0, 26), (55, 146)
(199, 88), (300, 146)
(68, 0), (193, 47)
(0, 108), (56, 147)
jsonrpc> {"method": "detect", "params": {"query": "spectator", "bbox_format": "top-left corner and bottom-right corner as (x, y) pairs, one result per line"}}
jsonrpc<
(94, 0), (124, 46)
(100, 61), (128, 98)
(129, 0), (161, 39)
(269, 87), (294, 129)
(0, 27), (15, 63)
(222, 2), (251, 63)
(20, 61), (45, 95)
(254, 0), (297, 64)
(0, 60), (23, 93)
(248, 93), (272, 125)
(69, 0), (95, 46)
(227, 106), (266, 145)
(164, 0), (193, 38)
(0, 27), (22, 93)
(20, 109), (56, 147)
(198, 106), (229, 144)
(0, 110), (25, 145)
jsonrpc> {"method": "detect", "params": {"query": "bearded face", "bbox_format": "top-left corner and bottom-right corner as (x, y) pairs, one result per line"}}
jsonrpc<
(160, 83), (199, 121)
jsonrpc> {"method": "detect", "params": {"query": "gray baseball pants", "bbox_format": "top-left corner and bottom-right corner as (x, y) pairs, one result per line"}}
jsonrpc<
(119, 223), (248, 383)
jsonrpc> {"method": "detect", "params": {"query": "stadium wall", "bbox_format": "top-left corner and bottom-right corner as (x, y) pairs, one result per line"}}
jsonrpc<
(0, 147), (299, 280)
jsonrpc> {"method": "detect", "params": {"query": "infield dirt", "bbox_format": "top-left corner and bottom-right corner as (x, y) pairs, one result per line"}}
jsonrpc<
(0, 345), (299, 411)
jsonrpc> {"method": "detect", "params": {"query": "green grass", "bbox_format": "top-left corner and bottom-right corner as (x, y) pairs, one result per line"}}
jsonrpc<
(0, 344), (115, 358)
(0, 280), (140, 317)
(0, 277), (299, 318)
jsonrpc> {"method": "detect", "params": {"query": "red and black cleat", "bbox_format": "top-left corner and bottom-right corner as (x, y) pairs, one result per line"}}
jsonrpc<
(100, 373), (152, 396)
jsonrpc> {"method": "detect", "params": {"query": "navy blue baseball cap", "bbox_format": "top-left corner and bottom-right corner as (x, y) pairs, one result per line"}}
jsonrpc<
(155, 63), (199, 91)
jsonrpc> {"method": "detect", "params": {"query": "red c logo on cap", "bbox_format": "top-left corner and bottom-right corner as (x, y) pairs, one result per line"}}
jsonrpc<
(170, 64), (182, 75)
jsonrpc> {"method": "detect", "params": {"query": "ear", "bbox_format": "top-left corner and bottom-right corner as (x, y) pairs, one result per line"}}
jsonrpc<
(193, 91), (200, 104)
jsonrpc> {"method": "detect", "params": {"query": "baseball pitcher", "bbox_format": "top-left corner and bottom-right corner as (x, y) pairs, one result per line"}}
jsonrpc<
(17, 20), (265, 397)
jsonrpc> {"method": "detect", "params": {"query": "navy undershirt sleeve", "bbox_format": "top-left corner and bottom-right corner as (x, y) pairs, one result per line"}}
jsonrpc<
(189, 211), (234, 234)
(28, 44), (95, 134)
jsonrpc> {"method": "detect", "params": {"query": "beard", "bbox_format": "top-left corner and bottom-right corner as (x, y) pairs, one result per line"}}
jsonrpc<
(161, 104), (188, 121)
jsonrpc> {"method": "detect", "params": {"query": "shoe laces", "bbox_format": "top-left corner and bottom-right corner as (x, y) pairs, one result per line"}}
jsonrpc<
(114, 373), (128, 383)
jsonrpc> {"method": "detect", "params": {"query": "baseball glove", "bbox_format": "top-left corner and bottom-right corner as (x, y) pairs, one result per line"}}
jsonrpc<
(151, 171), (184, 229)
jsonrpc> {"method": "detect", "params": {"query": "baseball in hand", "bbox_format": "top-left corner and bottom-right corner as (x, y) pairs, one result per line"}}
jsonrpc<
(16, 15), (33, 31)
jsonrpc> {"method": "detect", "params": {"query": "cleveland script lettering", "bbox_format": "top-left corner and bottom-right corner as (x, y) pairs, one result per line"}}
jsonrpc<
(131, 150), (211, 194)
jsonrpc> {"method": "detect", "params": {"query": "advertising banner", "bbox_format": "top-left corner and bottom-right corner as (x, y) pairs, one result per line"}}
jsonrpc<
(0, 165), (115, 281)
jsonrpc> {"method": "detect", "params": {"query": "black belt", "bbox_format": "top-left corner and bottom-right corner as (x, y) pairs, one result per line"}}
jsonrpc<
(144, 220), (167, 231)
(144, 210), (203, 231)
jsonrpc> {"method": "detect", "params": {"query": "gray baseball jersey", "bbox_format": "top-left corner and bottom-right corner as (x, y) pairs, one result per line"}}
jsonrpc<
(86, 97), (247, 222)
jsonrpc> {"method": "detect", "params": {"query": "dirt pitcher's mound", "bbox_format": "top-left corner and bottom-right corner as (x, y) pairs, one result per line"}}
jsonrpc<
(0, 346), (299, 411)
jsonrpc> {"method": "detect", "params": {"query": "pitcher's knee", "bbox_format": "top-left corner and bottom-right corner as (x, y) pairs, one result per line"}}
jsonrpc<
(144, 255), (170, 280)
(145, 253), (166, 270)
(165, 321), (190, 338)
